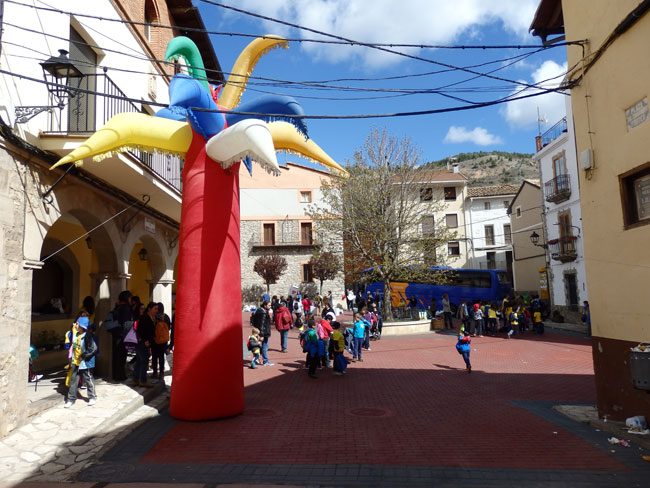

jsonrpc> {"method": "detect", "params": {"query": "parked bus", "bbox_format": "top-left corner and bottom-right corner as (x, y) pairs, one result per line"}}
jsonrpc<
(363, 268), (513, 314)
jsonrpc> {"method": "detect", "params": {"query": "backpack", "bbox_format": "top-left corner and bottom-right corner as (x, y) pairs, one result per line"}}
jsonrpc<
(102, 309), (120, 331)
(154, 320), (170, 344)
(82, 333), (98, 360)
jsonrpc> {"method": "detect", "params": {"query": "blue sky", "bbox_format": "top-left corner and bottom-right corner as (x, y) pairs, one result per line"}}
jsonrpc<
(196, 0), (568, 166)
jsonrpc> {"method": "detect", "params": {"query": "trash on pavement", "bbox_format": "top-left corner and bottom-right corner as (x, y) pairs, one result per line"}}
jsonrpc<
(630, 343), (650, 352)
(625, 415), (648, 430)
(607, 437), (630, 447)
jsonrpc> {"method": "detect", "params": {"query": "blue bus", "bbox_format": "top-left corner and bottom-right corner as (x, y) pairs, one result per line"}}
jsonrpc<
(363, 268), (512, 314)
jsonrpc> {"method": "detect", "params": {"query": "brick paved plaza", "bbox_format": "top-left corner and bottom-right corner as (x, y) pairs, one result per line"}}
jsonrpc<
(77, 325), (650, 487)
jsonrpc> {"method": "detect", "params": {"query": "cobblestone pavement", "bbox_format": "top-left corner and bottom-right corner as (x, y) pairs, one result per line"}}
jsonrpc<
(2, 319), (650, 487)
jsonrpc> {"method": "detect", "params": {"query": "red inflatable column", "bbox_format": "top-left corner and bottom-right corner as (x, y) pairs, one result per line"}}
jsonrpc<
(170, 132), (245, 420)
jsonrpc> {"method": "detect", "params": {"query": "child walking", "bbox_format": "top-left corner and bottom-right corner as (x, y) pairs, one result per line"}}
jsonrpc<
(351, 313), (365, 362)
(247, 328), (262, 369)
(331, 321), (347, 376)
(456, 329), (472, 373)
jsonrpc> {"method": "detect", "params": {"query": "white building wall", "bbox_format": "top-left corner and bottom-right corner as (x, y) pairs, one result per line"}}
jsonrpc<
(240, 188), (323, 216)
(466, 196), (513, 270)
(535, 95), (588, 316)
(1, 1), (169, 134)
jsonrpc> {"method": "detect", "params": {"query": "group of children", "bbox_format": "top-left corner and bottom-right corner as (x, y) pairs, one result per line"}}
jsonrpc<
(457, 296), (544, 338)
(455, 296), (545, 374)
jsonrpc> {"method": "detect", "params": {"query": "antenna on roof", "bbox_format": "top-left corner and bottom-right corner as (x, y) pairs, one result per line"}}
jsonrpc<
(537, 107), (548, 136)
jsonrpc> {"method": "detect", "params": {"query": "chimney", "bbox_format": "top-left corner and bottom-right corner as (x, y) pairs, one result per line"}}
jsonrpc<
(452, 163), (459, 173)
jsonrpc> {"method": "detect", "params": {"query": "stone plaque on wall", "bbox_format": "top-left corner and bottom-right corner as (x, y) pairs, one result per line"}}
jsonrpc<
(626, 97), (648, 131)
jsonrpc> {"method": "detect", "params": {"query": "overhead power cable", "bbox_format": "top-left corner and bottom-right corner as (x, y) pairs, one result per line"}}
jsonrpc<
(7, 0), (573, 94)
(8, 0), (578, 51)
(200, 0), (577, 92)
(0, 67), (570, 120)
(2, 29), (567, 105)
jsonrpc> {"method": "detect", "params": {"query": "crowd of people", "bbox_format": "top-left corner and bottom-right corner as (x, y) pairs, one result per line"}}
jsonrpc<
(58, 290), (172, 408)
(452, 294), (545, 338)
(247, 292), (383, 378)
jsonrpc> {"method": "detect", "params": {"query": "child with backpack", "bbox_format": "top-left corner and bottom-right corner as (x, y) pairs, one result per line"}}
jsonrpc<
(64, 317), (98, 407)
(456, 329), (472, 373)
(247, 328), (262, 369)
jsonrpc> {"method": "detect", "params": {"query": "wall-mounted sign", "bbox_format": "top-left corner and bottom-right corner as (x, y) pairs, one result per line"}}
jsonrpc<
(626, 97), (648, 131)
(144, 217), (156, 234)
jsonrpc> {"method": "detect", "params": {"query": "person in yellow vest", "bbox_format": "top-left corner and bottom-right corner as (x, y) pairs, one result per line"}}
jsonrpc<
(64, 317), (97, 408)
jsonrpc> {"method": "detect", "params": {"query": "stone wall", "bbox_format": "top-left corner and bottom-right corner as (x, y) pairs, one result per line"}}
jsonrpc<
(0, 143), (36, 437)
(240, 220), (345, 306)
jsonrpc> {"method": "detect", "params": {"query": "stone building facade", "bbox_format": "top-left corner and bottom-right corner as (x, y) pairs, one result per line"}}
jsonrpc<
(239, 162), (345, 305)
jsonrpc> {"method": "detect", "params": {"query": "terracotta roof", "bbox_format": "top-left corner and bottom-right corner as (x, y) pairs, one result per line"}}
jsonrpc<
(412, 169), (468, 183)
(467, 184), (520, 198)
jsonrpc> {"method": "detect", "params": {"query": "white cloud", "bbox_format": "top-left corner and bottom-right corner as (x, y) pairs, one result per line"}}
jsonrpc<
(219, 0), (540, 67)
(500, 60), (568, 128)
(443, 126), (503, 146)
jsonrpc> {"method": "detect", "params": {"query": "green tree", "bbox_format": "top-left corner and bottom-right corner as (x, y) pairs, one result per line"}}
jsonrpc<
(253, 254), (287, 294)
(309, 128), (457, 320)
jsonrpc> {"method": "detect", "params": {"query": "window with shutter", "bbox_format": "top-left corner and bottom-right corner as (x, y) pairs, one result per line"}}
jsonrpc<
(300, 222), (313, 245)
(263, 223), (275, 245)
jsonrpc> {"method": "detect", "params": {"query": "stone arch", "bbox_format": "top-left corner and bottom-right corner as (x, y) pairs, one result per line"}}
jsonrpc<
(32, 238), (80, 317)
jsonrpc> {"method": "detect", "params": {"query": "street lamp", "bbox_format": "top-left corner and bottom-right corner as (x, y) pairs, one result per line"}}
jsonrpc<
(530, 231), (548, 249)
(138, 248), (148, 261)
(15, 49), (84, 124)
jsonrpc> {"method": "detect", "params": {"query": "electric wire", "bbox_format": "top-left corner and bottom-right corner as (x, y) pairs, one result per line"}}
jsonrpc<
(200, 0), (575, 92)
(2, 22), (557, 99)
(6, 0), (575, 96)
(8, 0), (578, 51)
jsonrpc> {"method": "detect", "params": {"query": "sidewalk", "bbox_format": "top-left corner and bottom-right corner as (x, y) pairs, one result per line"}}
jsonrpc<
(1, 371), (167, 482)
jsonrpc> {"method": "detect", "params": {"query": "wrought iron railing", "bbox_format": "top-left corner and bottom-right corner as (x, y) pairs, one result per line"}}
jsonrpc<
(44, 73), (183, 192)
(548, 235), (578, 262)
(544, 174), (571, 203)
(541, 116), (568, 147)
(251, 240), (318, 248)
(478, 261), (507, 270)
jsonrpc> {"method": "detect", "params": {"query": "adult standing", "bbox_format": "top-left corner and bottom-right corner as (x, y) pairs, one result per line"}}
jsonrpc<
(132, 301), (157, 388)
(442, 294), (453, 329)
(110, 290), (132, 381)
(456, 298), (469, 331)
(274, 301), (292, 353)
(252, 300), (273, 366)
(346, 289), (355, 311)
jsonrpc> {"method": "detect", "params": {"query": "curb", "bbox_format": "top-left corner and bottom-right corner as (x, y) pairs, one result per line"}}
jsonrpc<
(95, 381), (166, 435)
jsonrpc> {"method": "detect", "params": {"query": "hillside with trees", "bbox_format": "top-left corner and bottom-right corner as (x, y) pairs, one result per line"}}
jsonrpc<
(424, 151), (538, 187)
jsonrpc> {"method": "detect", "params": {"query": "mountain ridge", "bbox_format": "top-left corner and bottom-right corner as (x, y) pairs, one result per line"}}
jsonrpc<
(424, 150), (538, 187)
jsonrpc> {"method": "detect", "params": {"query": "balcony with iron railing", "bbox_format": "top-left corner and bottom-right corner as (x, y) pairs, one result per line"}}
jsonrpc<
(43, 73), (182, 192)
(548, 235), (578, 262)
(251, 239), (319, 249)
(544, 174), (571, 203)
(541, 116), (567, 147)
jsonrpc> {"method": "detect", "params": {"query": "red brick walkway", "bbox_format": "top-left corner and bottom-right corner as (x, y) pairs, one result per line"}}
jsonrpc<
(142, 327), (626, 471)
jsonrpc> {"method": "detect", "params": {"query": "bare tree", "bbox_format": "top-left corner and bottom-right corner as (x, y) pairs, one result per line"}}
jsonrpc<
(309, 128), (457, 319)
(309, 250), (341, 295)
(253, 255), (288, 294)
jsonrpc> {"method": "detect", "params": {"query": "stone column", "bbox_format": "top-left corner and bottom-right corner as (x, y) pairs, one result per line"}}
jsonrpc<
(148, 278), (175, 317)
(90, 272), (130, 379)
